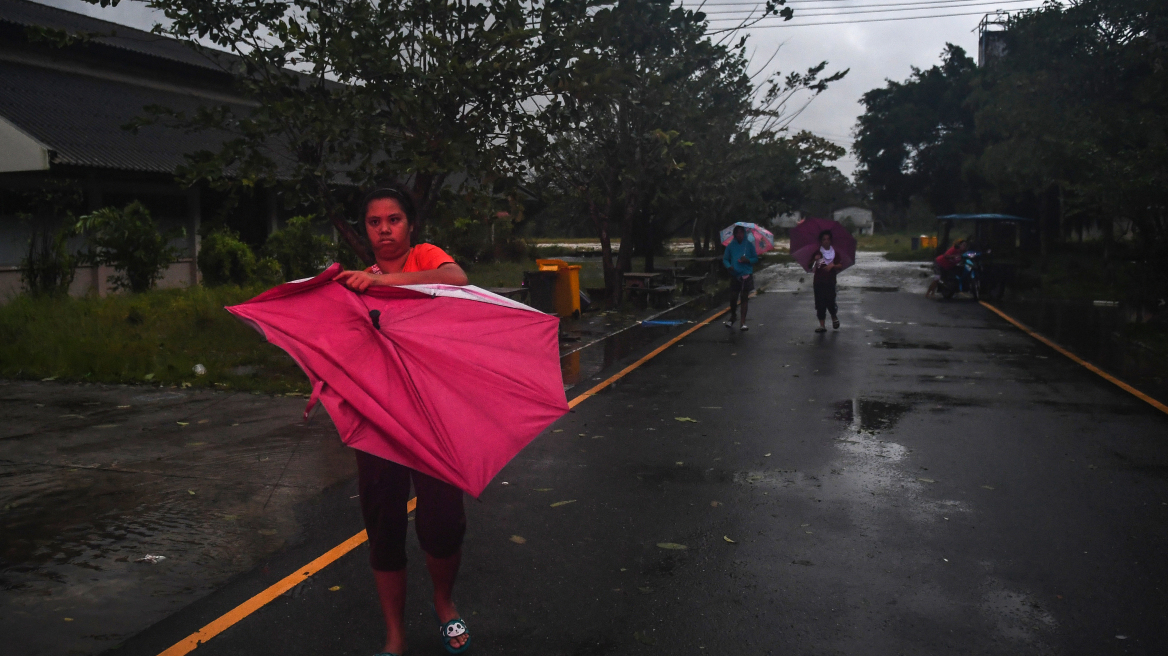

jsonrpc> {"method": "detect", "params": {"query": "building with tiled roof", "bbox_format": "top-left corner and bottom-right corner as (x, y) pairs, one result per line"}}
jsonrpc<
(0, 0), (279, 296)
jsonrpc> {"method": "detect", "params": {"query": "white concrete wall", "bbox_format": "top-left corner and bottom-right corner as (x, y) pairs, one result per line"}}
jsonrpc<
(0, 257), (197, 302)
(0, 117), (49, 173)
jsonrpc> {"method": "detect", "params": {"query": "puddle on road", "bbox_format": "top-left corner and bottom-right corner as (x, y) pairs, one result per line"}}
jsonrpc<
(979, 576), (1058, 646)
(129, 391), (187, 403)
(872, 341), (953, 351)
(561, 296), (723, 390)
(633, 463), (734, 486)
(833, 399), (912, 433)
(900, 391), (987, 409)
(0, 382), (355, 656)
(817, 397), (971, 525)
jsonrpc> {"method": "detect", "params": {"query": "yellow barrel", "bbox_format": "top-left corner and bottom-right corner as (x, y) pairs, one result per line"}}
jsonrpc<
(535, 259), (581, 318)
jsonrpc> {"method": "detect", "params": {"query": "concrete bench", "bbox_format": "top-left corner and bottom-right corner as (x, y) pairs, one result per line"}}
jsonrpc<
(646, 285), (676, 308)
(680, 276), (706, 295)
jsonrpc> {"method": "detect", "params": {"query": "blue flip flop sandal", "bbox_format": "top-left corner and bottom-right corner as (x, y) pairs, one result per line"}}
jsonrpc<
(435, 611), (471, 654)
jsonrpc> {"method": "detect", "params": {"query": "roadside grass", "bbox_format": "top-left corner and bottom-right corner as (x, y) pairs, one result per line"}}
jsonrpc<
(884, 250), (936, 262)
(1123, 322), (1168, 358)
(0, 247), (792, 392)
(853, 231), (940, 262)
(1013, 249), (1141, 303)
(0, 286), (311, 394)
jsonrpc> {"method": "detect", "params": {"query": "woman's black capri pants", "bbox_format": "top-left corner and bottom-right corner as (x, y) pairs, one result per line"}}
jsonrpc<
(355, 449), (466, 572)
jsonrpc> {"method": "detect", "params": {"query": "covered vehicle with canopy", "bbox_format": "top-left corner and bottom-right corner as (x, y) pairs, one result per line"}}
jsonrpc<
(935, 214), (1037, 300)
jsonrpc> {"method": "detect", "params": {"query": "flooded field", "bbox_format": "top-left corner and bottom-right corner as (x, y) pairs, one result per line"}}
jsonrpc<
(993, 296), (1168, 406)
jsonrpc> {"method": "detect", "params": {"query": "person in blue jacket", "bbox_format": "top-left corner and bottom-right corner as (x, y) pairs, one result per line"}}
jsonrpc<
(722, 225), (759, 331)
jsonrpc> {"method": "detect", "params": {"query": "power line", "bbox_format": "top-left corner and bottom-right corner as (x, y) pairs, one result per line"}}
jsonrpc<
(698, 0), (1026, 12)
(697, 0), (1013, 5)
(708, 6), (1028, 30)
(705, 0), (1042, 21)
(698, 0), (1038, 16)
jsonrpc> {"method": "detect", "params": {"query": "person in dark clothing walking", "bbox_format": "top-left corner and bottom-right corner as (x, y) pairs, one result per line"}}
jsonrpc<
(812, 230), (842, 333)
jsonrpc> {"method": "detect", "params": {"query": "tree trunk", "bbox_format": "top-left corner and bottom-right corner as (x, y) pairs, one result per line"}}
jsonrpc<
(615, 190), (639, 305)
(328, 209), (374, 265)
(316, 177), (374, 266)
(589, 196), (616, 305)
(644, 211), (655, 273)
(409, 172), (448, 241)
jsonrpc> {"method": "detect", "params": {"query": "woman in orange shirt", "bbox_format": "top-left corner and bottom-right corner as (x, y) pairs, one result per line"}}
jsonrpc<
(335, 188), (472, 656)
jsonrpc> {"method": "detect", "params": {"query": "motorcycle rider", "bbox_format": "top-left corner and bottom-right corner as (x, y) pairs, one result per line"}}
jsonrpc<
(926, 238), (967, 298)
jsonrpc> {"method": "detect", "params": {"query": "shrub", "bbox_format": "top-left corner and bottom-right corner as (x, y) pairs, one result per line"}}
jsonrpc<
(254, 256), (284, 284)
(198, 228), (257, 286)
(76, 201), (184, 293)
(264, 216), (336, 280)
(21, 227), (78, 296)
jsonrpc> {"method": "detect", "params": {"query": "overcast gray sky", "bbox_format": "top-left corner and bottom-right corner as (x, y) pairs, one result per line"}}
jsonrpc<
(35, 0), (1047, 176)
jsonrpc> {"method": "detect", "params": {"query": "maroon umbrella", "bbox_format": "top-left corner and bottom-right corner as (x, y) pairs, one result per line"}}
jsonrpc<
(789, 217), (857, 273)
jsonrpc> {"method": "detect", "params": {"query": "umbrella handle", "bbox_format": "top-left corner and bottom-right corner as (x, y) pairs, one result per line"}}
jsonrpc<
(369, 309), (381, 329)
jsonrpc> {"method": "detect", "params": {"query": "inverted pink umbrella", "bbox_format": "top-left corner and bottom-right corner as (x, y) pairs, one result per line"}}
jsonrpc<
(719, 222), (775, 253)
(789, 217), (857, 273)
(226, 263), (568, 497)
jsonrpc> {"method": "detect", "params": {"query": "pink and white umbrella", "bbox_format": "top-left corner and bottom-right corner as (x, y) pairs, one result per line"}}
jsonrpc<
(226, 263), (569, 497)
(719, 222), (775, 254)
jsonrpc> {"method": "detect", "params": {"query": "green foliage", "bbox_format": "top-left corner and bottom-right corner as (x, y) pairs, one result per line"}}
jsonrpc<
(532, 0), (843, 300)
(6, 180), (85, 297)
(0, 285), (308, 393)
(853, 44), (978, 214)
(854, 0), (1168, 307)
(264, 216), (336, 281)
(21, 227), (78, 297)
(76, 201), (184, 293)
(132, 0), (551, 263)
(198, 228), (282, 286)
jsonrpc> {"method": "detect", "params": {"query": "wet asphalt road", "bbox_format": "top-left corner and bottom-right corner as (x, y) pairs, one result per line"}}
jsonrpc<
(104, 277), (1168, 656)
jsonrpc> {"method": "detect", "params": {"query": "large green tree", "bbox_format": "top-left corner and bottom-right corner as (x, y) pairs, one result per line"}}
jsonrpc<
(97, 0), (548, 264)
(853, 44), (978, 216)
(853, 0), (1167, 307)
(535, 0), (843, 300)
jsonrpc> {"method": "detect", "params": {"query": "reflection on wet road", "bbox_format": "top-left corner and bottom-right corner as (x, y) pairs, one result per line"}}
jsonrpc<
(0, 386), (352, 656)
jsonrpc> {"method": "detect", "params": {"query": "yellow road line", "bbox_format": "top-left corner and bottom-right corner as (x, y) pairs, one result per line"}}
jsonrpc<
(980, 301), (1168, 416)
(158, 498), (416, 656)
(568, 305), (730, 408)
(158, 302), (733, 655)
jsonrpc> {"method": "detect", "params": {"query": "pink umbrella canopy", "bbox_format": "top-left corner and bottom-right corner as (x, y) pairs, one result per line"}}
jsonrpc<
(226, 263), (569, 497)
(789, 217), (857, 273)
(719, 222), (775, 254)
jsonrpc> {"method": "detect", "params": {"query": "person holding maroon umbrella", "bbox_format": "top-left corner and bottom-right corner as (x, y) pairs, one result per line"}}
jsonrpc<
(811, 230), (843, 332)
(334, 187), (473, 656)
(788, 217), (856, 333)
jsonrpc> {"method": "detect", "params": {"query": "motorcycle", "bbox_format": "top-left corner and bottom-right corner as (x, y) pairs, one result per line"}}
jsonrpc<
(939, 250), (986, 300)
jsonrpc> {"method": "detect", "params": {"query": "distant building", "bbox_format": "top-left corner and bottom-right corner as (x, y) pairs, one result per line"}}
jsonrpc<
(770, 211), (802, 229)
(0, 0), (282, 298)
(832, 206), (874, 235)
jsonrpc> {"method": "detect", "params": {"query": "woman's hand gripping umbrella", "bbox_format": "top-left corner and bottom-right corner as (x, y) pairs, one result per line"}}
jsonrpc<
(226, 262), (569, 497)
